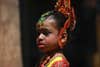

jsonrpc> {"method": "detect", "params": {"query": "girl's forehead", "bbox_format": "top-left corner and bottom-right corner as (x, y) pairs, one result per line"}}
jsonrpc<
(37, 18), (57, 29)
(36, 19), (59, 33)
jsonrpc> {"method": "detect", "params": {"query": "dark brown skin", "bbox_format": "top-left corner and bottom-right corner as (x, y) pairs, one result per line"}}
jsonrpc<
(36, 16), (67, 55)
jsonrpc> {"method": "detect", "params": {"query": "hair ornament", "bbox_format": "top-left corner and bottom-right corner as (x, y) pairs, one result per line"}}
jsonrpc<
(54, 0), (76, 48)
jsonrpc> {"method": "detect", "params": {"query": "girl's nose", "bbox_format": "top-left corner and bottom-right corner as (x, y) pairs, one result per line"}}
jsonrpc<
(38, 33), (45, 40)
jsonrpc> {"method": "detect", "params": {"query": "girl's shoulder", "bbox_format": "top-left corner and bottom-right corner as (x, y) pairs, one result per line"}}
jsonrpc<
(46, 53), (69, 67)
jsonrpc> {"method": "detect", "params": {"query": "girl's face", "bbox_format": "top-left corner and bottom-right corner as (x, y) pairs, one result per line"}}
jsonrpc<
(36, 17), (59, 53)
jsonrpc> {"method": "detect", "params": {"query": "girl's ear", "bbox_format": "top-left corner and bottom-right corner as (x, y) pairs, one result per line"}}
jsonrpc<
(61, 31), (67, 45)
(58, 29), (68, 49)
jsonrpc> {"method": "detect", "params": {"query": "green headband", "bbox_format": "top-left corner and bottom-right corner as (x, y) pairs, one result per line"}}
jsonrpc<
(38, 11), (52, 24)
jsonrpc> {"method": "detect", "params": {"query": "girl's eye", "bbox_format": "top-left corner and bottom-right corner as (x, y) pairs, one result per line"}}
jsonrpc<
(43, 31), (51, 36)
(36, 31), (51, 36)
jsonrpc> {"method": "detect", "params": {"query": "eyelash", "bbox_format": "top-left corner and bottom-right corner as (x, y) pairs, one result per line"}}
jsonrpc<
(43, 31), (51, 36)
(36, 31), (51, 36)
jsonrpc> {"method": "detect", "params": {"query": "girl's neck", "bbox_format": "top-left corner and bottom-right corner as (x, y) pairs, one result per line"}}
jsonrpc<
(45, 49), (62, 56)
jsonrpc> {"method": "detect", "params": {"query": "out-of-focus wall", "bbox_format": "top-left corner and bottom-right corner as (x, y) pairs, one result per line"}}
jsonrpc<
(0, 0), (22, 67)
(81, 0), (100, 67)
(94, 14), (100, 67)
(94, 0), (100, 67)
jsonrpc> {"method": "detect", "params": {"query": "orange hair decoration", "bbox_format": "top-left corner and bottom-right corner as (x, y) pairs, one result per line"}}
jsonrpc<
(54, 0), (76, 49)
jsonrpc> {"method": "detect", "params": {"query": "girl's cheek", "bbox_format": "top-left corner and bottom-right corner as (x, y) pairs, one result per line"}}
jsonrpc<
(47, 36), (57, 43)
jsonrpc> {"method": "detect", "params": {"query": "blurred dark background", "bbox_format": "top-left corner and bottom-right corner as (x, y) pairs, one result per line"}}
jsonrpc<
(19, 0), (98, 67)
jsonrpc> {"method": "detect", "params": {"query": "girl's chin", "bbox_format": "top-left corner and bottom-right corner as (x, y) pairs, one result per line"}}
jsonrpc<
(39, 49), (48, 53)
(38, 45), (47, 52)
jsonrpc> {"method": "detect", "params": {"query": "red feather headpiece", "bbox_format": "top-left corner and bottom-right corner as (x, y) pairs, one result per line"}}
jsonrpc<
(54, 0), (76, 48)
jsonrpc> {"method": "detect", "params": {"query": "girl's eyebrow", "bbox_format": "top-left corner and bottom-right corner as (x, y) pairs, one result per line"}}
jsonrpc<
(38, 28), (50, 32)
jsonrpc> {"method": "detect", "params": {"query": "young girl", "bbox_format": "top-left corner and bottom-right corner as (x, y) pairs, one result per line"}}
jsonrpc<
(36, 0), (76, 67)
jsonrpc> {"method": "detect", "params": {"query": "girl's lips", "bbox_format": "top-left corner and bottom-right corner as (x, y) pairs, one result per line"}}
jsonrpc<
(37, 43), (45, 48)
(38, 44), (45, 48)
